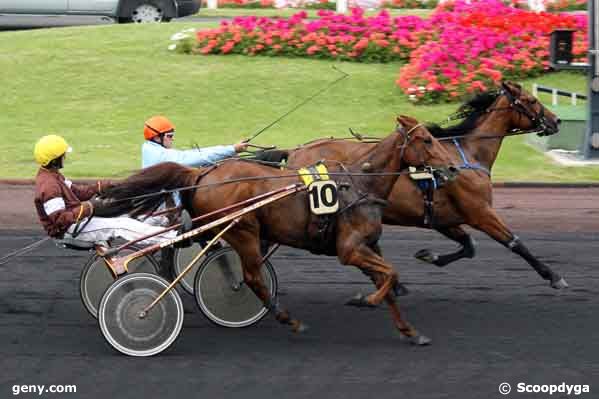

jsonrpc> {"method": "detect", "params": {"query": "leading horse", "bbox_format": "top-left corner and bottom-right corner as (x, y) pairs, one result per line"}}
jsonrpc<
(284, 81), (567, 290)
(103, 116), (456, 345)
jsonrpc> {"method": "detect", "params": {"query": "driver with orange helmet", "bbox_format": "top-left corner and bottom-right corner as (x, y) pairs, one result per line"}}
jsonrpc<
(142, 115), (248, 168)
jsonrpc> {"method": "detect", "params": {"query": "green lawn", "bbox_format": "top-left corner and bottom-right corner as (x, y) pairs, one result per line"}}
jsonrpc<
(1, 21), (598, 182)
(197, 8), (432, 18)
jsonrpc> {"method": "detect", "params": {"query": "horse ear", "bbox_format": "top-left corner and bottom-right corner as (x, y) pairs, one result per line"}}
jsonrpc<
(397, 115), (416, 127)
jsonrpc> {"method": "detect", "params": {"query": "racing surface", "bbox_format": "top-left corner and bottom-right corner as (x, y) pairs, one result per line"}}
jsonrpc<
(1, 186), (598, 398)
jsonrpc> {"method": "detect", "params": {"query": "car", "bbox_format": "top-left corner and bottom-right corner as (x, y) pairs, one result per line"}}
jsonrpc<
(0, 0), (201, 23)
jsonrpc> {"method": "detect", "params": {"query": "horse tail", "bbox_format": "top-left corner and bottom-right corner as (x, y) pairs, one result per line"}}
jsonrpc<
(102, 162), (198, 215)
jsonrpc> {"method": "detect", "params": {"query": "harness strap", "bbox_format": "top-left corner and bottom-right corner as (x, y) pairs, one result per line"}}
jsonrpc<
(409, 167), (440, 228)
(452, 139), (491, 176)
(70, 203), (93, 238)
(178, 164), (219, 212)
(422, 182), (435, 228)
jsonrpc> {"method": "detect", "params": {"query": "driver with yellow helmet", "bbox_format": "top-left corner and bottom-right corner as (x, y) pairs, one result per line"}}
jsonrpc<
(33, 135), (176, 256)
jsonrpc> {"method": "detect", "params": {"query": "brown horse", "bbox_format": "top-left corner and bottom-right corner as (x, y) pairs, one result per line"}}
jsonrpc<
(284, 81), (567, 290)
(103, 116), (456, 345)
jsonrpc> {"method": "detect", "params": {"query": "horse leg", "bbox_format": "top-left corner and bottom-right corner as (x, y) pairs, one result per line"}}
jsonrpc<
(363, 243), (409, 297)
(469, 207), (568, 289)
(341, 243), (398, 306)
(414, 226), (476, 267)
(383, 294), (431, 345)
(341, 243), (430, 345)
(225, 229), (307, 333)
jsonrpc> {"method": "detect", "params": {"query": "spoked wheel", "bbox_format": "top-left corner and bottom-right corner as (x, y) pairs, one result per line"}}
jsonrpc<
(98, 273), (183, 357)
(194, 246), (278, 328)
(173, 241), (223, 295)
(80, 246), (159, 319)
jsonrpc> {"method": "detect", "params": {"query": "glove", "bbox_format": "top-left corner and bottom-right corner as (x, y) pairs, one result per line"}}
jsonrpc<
(88, 196), (130, 217)
(97, 180), (116, 195)
(234, 141), (249, 153)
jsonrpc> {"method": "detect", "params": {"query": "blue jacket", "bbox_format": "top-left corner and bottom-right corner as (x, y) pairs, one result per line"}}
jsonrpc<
(141, 141), (236, 168)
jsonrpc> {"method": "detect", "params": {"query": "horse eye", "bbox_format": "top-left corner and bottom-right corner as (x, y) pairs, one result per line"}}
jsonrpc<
(424, 138), (432, 145)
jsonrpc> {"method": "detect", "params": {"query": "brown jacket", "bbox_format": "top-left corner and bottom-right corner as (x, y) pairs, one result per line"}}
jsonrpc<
(33, 168), (108, 238)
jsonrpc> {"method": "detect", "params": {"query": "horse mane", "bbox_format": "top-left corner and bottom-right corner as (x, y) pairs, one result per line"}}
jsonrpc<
(426, 90), (501, 138)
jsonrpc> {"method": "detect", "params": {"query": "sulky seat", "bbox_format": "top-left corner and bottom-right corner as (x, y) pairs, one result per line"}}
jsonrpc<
(54, 237), (96, 251)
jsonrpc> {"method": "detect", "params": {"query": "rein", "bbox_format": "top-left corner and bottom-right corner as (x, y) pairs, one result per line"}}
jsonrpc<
(294, 126), (547, 146)
(0, 237), (51, 266)
(106, 167), (445, 204)
(115, 126), (438, 204)
(435, 127), (546, 142)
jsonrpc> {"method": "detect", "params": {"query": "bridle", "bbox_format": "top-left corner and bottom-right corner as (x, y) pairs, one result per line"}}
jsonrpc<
(396, 122), (428, 170)
(484, 83), (553, 136)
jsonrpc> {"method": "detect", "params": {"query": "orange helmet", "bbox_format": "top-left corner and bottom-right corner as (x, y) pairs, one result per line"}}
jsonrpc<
(144, 115), (175, 140)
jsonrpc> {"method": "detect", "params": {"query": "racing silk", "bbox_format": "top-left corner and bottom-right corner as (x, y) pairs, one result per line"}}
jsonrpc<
(33, 168), (109, 238)
(141, 140), (236, 168)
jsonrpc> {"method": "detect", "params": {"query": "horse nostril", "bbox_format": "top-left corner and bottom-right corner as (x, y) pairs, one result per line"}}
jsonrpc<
(556, 118), (562, 125)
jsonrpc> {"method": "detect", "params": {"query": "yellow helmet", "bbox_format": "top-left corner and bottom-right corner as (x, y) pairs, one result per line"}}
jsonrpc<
(34, 135), (72, 166)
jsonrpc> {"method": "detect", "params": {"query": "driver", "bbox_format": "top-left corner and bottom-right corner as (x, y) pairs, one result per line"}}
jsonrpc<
(142, 115), (248, 168)
(32, 135), (177, 255)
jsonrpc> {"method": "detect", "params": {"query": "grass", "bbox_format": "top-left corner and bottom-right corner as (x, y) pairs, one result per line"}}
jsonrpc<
(197, 8), (432, 18)
(1, 21), (598, 182)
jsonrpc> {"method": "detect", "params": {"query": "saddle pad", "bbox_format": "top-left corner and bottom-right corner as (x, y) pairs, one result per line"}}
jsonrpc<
(298, 163), (338, 215)
(408, 166), (434, 181)
(298, 163), (330, 186)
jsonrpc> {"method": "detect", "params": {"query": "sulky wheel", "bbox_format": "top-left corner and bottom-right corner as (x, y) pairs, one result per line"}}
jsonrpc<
(80, 246), (159, 319)
(98, 273), (183, 357)
(194, 246), (278, 328)
(172, 241), (224, 295)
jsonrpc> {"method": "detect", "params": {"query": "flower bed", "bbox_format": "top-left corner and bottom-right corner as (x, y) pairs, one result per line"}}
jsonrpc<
(183, 8), (433, 62)
(177, 0), (588, 103)
(397, 0), (587, 102)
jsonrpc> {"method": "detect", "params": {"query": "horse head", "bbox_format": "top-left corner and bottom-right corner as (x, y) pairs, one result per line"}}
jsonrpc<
(500, 81), (561, 137)
(396, 115), (458, 170)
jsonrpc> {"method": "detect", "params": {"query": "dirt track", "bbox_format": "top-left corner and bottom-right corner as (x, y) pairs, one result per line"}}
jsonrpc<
(0, 184), (597, 399)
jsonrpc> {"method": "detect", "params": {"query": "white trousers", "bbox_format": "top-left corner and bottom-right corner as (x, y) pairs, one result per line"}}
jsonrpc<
(66, 216), (176, 246)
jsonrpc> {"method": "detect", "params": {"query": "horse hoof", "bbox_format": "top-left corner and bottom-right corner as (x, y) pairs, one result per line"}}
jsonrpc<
(294, 322), (309, 333)
(345, 293), (377, 308)
(393, 282), (410, 297)
(410, 335), (432, 346)
(414, 249), (439, 265)
(551, 277), (569, 289)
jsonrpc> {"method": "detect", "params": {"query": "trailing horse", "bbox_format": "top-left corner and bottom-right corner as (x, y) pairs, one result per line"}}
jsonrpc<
(283, 81), (567, 290)
(102, 116), (456, 345)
